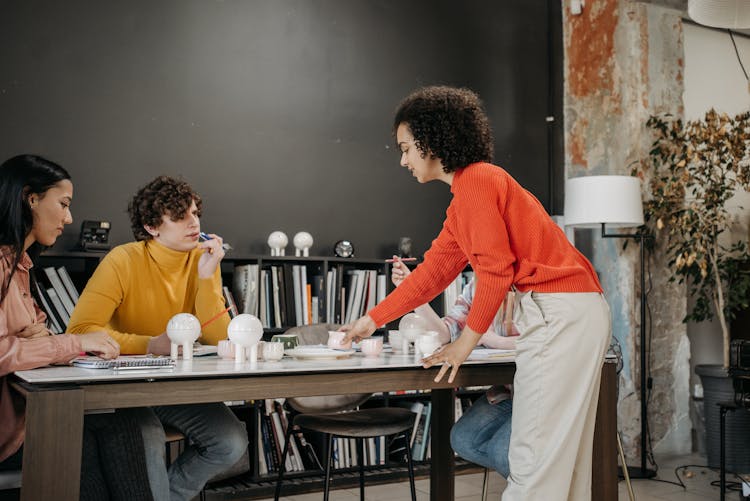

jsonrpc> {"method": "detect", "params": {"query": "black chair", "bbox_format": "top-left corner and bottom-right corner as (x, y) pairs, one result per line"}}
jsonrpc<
(274, 324), (418, 501)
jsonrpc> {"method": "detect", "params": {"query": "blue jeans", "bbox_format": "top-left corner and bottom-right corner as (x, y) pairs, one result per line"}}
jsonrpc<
(450, 395), (512, 477)
(126, 403), (248, 501)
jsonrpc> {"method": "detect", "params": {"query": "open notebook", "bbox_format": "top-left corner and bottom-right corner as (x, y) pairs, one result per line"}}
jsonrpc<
(72, 355), (175, 370)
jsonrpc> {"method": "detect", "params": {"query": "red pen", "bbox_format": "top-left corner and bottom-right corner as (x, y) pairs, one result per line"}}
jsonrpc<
(201, 306), (232, 329)
(385, 257), (418, 263)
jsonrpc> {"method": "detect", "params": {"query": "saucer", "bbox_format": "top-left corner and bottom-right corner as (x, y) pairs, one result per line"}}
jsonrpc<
(285, 346), (356, 360)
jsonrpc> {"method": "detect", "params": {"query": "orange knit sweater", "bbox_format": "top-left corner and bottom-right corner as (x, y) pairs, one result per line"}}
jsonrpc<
(369, 162), (602, 334)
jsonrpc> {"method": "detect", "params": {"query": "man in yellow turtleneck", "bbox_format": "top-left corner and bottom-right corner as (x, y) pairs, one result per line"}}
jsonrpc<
(68, 176), (247, 501)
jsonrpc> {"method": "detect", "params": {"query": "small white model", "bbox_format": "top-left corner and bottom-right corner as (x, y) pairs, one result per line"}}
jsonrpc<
(166, 313), (201, 360)
(267, 231), (288, 256)
(293, 231), (313, 257)
(227, 313), (264, 364)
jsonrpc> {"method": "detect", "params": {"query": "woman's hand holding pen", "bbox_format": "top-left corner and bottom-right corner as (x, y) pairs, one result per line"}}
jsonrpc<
(422, 327), (481, 383)
(390, 255), (412, 287)
(341, 315), (377, 344)
(17, 323), (51, 339)
(197, 232), (225, 279)
(79, 332), (120, 359)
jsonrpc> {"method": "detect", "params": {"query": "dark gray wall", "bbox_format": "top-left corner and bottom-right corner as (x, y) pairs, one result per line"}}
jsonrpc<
(0, 0), (557, 258)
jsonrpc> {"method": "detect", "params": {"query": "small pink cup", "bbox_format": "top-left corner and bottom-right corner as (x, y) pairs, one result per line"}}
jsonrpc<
(360, 337), (383, 357)
(217, 339), (236, 359)
(327, 330), (352, 350)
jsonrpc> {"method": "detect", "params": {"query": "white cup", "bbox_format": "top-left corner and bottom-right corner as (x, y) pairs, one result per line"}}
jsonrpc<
(217, 339), (235, 359)
(388, 330), (404, 352)
(417, 331), (441, 356)
(360, 337), (383, 357)
(263, 341), (285, 361)
(327, 330), (352, 350)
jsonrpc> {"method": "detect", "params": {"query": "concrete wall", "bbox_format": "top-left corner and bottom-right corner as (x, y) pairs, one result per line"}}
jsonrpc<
(563, 0), (691, 460)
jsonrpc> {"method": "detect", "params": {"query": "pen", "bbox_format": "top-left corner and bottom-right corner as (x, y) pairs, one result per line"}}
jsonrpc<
(385, 257), (418, 263)
(199, 232), (233, 251)
(201, 306), (232, 329)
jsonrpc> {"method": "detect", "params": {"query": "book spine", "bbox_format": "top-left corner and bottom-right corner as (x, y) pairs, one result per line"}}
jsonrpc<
(56, 266), (80, 303)
(37, 287), (63, 334)
(44, 267), (75, 316)
(45, 288), (70, 328)
(262, 413), (280, 472)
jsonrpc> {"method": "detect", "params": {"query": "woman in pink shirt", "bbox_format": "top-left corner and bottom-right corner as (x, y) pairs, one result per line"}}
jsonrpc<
(0, 155), (152, 500)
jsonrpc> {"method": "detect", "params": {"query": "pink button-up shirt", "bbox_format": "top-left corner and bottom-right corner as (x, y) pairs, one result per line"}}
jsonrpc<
(0, 247), (81, 462)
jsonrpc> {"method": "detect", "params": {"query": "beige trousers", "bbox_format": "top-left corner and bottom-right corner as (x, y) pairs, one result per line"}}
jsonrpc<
(502, 292), (611, 501)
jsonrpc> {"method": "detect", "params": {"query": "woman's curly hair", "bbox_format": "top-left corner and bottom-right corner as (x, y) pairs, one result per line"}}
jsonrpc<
(393, 86), (494, 173)
(128, 176), (202, 241)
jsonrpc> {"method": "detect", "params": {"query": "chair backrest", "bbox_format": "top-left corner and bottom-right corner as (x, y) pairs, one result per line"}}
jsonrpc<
(0, 469), (22, 490)
(281, 324), (372, 413)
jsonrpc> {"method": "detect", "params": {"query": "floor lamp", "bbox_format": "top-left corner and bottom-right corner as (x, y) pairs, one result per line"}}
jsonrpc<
(564, 175), (656, 479)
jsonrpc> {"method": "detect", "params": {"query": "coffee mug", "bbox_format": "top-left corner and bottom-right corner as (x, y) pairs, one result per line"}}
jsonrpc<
(327, 330), (352, 350)
(360, 337), (383, 357)
(270, 333), (299, 350)
(262, 341), (285, 361)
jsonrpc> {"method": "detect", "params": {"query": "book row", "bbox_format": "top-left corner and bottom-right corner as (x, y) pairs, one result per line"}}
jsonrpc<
(232, 264), (387, 328)
(34, 266), (80, 333)
(252, 394), (482, 477)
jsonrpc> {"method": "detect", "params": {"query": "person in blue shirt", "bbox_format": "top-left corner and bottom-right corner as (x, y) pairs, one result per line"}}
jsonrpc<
(391, 256), (515, 477)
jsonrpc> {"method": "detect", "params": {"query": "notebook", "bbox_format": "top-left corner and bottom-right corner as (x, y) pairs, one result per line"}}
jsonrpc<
(72, 355), (175, 370)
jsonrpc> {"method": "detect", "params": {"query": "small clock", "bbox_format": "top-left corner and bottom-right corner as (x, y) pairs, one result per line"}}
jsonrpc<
(333, 240), (354, 258)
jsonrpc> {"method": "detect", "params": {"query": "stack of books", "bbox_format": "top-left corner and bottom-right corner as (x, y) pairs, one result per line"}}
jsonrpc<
(36, 266), (79, 333)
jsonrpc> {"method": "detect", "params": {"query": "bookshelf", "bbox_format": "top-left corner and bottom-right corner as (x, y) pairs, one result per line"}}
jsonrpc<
(243, 388), (490, 492)
(222, 255), (397, 337)
(36, 251), (411, 337)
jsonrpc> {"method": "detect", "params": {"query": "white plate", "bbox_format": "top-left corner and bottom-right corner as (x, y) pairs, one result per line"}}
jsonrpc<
(285, 346), (356, 360)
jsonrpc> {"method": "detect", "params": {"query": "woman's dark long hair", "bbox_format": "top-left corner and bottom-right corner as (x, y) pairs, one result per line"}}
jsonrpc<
(0, 154), (71, 306)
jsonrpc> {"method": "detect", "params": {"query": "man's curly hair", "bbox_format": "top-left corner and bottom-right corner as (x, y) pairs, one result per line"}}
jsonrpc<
(128, 176), (202, 241)
(393, 86), (494, 173)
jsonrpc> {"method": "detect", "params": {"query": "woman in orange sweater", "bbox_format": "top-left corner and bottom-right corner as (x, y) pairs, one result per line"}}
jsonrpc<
(344, 86), (611, 500)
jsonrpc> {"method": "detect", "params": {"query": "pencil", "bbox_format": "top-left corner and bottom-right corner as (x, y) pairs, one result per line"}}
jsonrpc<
(201, 306), (232, 329)
(385, 257), (418, 263)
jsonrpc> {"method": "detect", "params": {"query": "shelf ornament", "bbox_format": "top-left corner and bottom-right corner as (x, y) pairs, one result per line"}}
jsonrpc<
(268, 231), (288, 256)
(293, 231), (314, 257)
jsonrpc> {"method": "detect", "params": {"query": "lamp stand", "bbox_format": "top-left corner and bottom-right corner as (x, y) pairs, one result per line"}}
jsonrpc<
(600, 223), (656, 479)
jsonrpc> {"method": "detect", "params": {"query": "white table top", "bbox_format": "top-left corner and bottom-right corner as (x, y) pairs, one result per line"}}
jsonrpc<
(14, 350), (516, 384)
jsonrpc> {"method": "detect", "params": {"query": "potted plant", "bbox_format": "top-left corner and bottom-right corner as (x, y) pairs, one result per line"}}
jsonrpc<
(635, 109), (750, 470)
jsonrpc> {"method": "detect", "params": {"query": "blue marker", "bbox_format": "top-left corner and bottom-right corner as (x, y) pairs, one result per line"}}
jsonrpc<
(199, 232), (233, 251)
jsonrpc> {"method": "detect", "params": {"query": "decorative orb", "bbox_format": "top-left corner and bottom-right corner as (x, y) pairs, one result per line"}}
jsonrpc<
(398, 312), (428, 331)
(398, 312), (428, 342)
(227, 313), (263, 346)
(267, 231), (288, 256)
(293, 231), (313, 256)
(166, 313), (201, 344)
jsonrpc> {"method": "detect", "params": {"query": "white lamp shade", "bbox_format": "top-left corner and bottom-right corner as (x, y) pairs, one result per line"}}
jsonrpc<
(688, 0), (750, 29)
(564, 175), (644, 228)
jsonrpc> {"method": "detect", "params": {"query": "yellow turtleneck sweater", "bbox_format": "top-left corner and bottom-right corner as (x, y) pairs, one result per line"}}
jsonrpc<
(68, 240), (230, 354)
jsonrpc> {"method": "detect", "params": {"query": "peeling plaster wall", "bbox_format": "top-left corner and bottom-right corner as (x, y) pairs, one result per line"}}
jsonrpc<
(563, 0), (690, 459)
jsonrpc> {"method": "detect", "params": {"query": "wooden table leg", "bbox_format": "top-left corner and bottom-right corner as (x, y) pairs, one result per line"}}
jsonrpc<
(21, 386), (84, 501)
(430, 388), (455, 501)
(592, 362), (618, 500)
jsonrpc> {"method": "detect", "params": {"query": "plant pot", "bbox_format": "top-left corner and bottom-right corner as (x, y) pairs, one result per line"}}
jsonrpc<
(696, 364), (750, 472)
